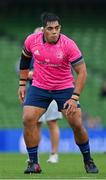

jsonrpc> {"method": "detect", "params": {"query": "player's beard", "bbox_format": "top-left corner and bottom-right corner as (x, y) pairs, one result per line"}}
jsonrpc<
(49, 35), (59, 43)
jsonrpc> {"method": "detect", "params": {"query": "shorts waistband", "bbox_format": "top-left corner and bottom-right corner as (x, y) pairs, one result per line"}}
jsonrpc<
(32, 86), (74, 93)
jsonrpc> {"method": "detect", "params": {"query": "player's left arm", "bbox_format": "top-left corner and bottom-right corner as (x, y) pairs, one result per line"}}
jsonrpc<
(64, 61), (87, 116)
(67, 39), (87, 94)
(72, 61), (87, 95)
(64, 39), (87, 115)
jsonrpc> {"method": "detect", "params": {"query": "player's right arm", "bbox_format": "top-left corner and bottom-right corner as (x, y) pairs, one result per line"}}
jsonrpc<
(18, 35), (33, 103)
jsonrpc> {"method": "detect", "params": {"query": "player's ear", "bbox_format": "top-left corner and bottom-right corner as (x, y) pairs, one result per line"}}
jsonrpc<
(59, 25), (61, 30)
(42, 27), (44, 32)
(41, 27), (44, 32)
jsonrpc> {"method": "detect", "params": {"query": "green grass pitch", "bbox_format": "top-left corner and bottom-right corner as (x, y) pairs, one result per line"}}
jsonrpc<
(0, 153), (106, 179)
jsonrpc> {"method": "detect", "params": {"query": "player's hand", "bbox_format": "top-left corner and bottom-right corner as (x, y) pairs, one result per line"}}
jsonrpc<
(64, 98), (77, 116)
(18, 86), (26, 104)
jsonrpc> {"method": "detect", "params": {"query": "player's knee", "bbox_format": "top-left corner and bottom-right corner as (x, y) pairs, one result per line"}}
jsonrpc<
(23, 113), (34, 127)
(71, 121), (83, 132)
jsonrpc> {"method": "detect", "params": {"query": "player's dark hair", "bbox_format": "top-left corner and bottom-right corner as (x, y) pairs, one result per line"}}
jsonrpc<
(41, 12), (61, 27)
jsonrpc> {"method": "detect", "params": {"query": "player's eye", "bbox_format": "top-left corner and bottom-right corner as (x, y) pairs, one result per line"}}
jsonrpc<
(55, 26), (60, 30)
(47, 27), (53, 31)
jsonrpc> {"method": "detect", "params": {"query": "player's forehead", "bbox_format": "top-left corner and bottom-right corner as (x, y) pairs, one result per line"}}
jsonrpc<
(45, 21), (60, 28)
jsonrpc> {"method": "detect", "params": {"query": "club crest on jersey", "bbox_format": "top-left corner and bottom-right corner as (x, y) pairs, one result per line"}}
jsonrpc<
(34, 50), (40, 55)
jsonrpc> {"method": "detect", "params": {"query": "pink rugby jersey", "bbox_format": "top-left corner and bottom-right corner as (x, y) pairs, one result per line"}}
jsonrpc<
(24, 32), (83, 90)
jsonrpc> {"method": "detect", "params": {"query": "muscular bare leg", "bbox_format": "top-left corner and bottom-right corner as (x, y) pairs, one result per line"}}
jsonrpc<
(61, 108), (98, 173)
(23, 106), (46, 147)
(62, 108), (88, 144)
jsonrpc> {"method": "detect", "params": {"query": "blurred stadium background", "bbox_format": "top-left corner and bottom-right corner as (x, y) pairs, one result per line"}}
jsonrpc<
(0, 0), (106, 153)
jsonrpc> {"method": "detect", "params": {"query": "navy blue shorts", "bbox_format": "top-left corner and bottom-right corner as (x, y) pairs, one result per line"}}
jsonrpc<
(24, 86), (80, 111)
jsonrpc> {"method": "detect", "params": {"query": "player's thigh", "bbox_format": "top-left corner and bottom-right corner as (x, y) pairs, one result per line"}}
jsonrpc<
(23, 106), (46, 123)
(62, 108), (82, 127)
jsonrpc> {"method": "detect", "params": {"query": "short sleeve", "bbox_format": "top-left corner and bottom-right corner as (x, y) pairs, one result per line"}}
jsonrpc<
(24, 34), (34, 52)
(67, 39), (84, 65)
